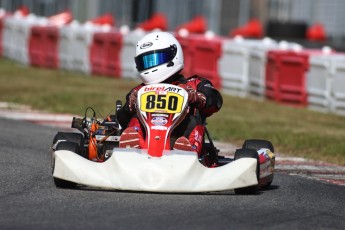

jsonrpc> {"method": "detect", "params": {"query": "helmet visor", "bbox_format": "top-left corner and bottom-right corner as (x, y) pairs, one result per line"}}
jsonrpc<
(135, 45), (177, 72)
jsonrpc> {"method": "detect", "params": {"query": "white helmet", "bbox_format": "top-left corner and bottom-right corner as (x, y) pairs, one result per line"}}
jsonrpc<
(134, 32), (184, 84)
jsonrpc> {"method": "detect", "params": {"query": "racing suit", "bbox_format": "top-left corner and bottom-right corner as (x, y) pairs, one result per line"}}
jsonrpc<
(117, 73), (223, 156)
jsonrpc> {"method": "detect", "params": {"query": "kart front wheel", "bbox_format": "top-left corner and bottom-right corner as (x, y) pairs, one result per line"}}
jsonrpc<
(52, 141), (79, 188)
(234, 148), (259, 195)
(52, 132), (86, 158)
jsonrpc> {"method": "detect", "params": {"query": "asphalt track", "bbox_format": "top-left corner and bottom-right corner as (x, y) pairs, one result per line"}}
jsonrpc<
(0, 117), (344, 230)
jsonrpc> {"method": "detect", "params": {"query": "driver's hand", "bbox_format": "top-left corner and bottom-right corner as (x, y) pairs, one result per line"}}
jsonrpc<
(128, 89), (138, 112)
(182, 85), (206, 109)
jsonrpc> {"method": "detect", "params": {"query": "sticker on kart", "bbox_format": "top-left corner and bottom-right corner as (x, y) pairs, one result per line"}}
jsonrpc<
(139, 91), (185, 113)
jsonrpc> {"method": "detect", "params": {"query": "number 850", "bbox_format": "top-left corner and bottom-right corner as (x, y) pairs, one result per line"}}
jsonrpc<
(146, 94), (179, 111)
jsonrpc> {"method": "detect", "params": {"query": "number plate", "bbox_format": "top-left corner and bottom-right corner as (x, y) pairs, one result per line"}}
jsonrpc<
(139, 91), (185, 113)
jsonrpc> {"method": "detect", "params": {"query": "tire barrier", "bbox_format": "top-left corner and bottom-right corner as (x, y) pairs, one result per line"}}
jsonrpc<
(1, 11), (345, 116)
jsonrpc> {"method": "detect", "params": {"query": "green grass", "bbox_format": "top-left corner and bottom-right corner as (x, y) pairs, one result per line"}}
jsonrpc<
(1, 58), (344, 165)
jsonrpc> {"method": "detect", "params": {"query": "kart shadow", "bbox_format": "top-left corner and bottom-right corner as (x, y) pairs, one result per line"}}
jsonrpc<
(67, 184), (280, 196)
(261, 184), (280, 191)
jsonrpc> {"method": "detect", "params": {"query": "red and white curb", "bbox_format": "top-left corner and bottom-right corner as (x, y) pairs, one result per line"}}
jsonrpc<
(0, 107), (74, 129)
(215, 142), (345, 186)
(274, 158), (345, 186)
(1, 105), (344, 187)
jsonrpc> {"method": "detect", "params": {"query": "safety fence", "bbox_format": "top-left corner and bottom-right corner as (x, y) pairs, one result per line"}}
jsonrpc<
(1, 10), (345, 116)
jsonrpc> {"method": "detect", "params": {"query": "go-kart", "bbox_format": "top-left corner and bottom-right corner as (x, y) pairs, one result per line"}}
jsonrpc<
(51, 83), (275, 194)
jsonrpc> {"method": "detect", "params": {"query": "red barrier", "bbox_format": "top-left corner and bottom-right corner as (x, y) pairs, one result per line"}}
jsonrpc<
(190, 35), (222, 89)
(44, 26), (59, 68)
(90, 32), (108, 76)
(90, 31), (122, 78)
(137, 13), (167, 31)
(265, 50), (309, 106)
(306, 23), (326, 41)
(48, 10), (73, 26)
(175, 34), (222, 89)
(29, 26), (45, 67)
(175, 16), (207, 34)
(15, 6), (30, 17)
(105, 32), (122, 77)
(88, 13), (115, 27)
(29, 26), (59, 68)
(175, 34), (193, 77)
(229, 19), (263, 38)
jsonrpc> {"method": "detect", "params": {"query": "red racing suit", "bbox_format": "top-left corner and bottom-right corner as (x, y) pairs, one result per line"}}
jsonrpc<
(117, 74), (223, 156)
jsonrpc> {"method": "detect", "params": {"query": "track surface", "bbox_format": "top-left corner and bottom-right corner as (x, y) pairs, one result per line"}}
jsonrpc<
(0, 117), (344, 229)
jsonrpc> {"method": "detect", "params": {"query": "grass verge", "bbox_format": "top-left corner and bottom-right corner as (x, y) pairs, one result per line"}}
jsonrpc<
(0, 58), (344, 165)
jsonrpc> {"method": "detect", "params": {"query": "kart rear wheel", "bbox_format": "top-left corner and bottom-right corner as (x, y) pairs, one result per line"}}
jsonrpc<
(242, 139), (274, 153)
(242, 139), (275, 187)
(234, 148), (259, 195)
(52, 141), (80, 188)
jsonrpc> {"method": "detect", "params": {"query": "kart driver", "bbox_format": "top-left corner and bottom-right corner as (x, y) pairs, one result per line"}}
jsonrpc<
(117, 31), (223, 156)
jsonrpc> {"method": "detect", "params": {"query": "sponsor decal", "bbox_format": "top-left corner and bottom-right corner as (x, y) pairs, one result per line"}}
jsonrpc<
(143, 85), (182, 93)
(194, 130), (203, 143)
(95, 135), (120, 142)
(151, 126), (168, 130)
(140, 42), (153, 49)
(151, 117), (168, 126)
(152, 114), (169, 117)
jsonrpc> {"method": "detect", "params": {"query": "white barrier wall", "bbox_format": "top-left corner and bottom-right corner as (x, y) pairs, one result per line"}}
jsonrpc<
(218, 38), (253, 97)
(59, 22), (109, 74)
(59, 25), (76, 71)
(120, 30), (146, 79)
(330, 56), (345, 116)
(2, 14), (48, 65)
(307, 55), (333, 112)
(248, 39), (278, 98)
(219, 38), (277, 97)
(307, 55), (345, 115)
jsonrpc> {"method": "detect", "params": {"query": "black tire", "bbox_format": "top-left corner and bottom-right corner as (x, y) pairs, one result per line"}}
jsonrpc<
(53, 141), (79, 188)
(52, 132), (86, 157)
(53, 131), (84, 146)
(242, 139), (275, 187)
(56, 141), (80, 153)
(234, 148), (260, 195)
(242, 139), (274, 153)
